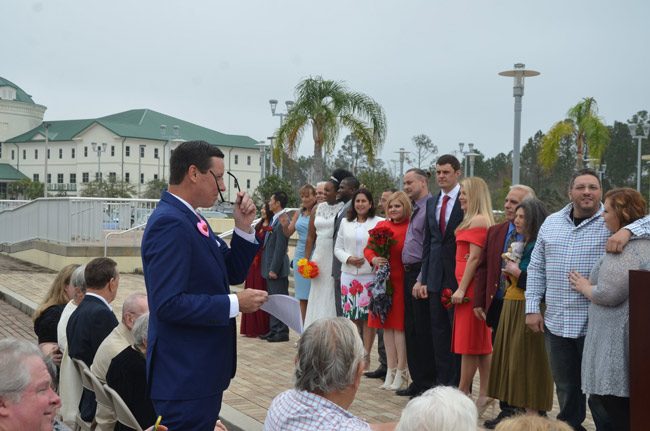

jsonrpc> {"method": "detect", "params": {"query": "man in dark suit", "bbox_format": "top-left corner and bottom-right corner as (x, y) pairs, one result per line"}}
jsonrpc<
(260, 191), (291, 342)
(413, 154), (463, 387)
(67, 257), (120, 422)
(331, 174), (358, 316)
(473, 184), (534, 428)
(141, 140), (267, 430)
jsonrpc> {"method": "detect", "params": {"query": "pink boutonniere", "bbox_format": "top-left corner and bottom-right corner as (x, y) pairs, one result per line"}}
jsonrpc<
(196, 220), (209, 237)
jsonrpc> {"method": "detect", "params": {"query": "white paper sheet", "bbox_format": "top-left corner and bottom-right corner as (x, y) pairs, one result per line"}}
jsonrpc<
(260, 294), (304, 334)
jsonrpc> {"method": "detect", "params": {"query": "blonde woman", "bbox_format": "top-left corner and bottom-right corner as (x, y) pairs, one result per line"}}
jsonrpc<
(33, 263), (80, 366)
(451, 177), (494, 412)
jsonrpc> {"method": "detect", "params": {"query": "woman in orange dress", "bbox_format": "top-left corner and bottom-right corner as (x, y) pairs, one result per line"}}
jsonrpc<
(450, 177), (494, 414)
(365, 191), (410, 391)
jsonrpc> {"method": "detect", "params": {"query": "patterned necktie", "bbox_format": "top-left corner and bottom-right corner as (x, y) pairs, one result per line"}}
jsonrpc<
(498, 228), (518, 294)
(410, 202), (419, 221)
(439, 194), (451, 236)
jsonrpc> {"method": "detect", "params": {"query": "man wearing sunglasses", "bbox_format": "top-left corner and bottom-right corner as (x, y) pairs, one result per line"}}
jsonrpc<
(142, 140), (268, 431)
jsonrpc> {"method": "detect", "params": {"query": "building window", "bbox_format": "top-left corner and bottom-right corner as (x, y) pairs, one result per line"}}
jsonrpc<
(234, 155), (239, 165)
(95, 172), (102, 182)
(34, 149), (38, 159)
(246, 179), (251, 189)
(22, 149), (26, 160)
(11, 150), (15, 160)
(140, 173), (144, 184)
(47, 174), (51, 184)
(70, 173), (76, 184)
(82, 173), (89, 183)
(139, 146), (145, 158)
(154, 148), (159, 159)
(59, 148), (63, 159)
(57, 174), (64, 184)
(125, 172), (130, 183)
(72, 148), (76, 158)
(109, 172), (116, 182)
(247, 155), (251, 166)
(47, 149), (50, 159)
(33, 174), (39, 182)
(154, 174), (158, 180)
(84, 146), (88, 157)
(126, 146), (131, 157)
(111, 146), (115, 157)
(0, 143), (2, 158)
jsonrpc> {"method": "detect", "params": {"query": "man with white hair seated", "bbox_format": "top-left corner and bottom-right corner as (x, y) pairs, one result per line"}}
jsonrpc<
(264, 317), (396, 431)
(395, 386), (477, 431)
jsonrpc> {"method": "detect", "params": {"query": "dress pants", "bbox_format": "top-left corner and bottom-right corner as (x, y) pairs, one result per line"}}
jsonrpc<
(403, 265), (435, 391)
(153, 393), (223, 431)
(266, 277), (289, 336)
(428, 291), (460, 387)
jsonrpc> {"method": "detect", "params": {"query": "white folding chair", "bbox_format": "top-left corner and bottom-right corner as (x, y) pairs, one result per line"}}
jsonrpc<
(103, 384), (144, 431)
(70, 358), (94, 431)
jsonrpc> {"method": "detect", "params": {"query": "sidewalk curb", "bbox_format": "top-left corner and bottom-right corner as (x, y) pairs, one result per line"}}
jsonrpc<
(0, 286), (264, 431)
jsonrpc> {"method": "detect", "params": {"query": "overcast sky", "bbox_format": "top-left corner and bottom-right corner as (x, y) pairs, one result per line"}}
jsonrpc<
(3, 0), (649, 167)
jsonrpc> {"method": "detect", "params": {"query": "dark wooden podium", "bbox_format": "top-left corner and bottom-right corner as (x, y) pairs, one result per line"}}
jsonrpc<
(629, 270), (650, 430)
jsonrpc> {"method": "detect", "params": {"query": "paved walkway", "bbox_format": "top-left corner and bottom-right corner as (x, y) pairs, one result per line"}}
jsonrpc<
(0, 254), (595, 430)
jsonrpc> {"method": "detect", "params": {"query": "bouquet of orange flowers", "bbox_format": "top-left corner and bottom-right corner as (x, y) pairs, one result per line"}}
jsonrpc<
(297, 258), (319, 279)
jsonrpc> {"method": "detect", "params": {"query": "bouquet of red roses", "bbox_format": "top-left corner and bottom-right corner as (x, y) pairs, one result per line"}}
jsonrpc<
(366, 225), (397, 324)
(440, 288), (470, 309)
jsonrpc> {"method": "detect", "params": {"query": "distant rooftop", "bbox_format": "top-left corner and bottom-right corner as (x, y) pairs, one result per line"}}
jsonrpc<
(0, 163), (29, 181)
(0, 77), (36, 104)
(6, 108), (258, 149)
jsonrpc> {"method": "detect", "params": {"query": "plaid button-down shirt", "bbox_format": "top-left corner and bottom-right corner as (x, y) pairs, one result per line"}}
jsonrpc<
(264, 389), (371, 431)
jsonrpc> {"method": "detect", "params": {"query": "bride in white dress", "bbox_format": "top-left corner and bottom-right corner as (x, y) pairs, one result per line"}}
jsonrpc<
(303, 180), (344, 329)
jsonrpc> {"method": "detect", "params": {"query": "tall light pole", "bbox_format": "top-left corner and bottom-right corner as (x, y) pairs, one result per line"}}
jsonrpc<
(268, 99), (294, 178)
(138, 144), (146, 197)
(160, 124), (180, 182)
(91, 142), (107, 183)
(642, 154), (650, 205)
(43, 123), (50, 197)
(396, 147), (409, 189)
(628, 123), (650, 192)
(458, 142), (478, 177)
(499, 63), (540, 185)
(256, 140), (270, 180)
(266, 136), (276, 176)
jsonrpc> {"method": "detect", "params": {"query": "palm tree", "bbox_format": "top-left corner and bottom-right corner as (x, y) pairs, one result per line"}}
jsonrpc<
(274, 76), (387, 181)
(540, 97), (610, 170)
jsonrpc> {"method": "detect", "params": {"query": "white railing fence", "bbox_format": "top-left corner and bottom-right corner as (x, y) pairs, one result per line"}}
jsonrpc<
(0, 200), (29, 212)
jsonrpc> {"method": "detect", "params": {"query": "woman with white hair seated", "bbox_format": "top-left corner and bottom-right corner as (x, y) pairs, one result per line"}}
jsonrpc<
(264, 317), (396, 431)
(396, 386), (477, 431)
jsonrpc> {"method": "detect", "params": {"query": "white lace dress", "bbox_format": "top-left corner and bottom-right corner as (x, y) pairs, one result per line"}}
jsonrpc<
(303, 201), (344, 329)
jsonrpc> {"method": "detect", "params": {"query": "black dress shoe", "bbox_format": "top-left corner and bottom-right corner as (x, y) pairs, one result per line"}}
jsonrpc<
(258, 332), (274, 340)
(395, 384), (420, 397)
(364, 366), (387, 379)
(483, 408), (518, 429)
(267, 334), (290, 343)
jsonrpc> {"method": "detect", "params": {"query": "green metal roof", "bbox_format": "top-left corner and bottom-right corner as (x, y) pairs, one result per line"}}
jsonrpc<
(0, 163), (28, 181)
(0, 77), (36, 104)
(6, 109), (258, 149)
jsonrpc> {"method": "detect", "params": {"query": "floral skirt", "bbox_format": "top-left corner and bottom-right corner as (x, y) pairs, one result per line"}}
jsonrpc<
(341, 272), (374, 320)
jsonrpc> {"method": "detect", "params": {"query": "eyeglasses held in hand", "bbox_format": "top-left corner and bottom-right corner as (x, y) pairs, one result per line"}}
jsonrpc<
(210, 170), (241, 206)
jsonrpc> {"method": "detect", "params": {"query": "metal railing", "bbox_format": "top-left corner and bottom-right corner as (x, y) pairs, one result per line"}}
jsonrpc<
(0, 200), (29, 212)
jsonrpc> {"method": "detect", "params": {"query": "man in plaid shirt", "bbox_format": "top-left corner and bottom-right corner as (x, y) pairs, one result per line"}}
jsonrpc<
(526, 168), (650, 430)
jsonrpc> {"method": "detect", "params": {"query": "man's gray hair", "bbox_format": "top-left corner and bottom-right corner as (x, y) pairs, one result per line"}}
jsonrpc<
(0, 338), (43, 403)
(132, 313), (149, 348)
(70, 264), (87, 293)
(396, 386), (477, 431)
(510, 184), (536, 199)
(294, 317), (364, 394)
(122, 292), (148, 320)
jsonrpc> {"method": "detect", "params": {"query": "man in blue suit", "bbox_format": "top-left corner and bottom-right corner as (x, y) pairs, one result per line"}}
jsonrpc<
(413, 154), (463, 387)
(142, 140), (268, 430)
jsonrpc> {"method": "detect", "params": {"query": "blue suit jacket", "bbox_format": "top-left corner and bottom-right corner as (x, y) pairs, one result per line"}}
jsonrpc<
(141, 192), (259, 400)
(420, 191), (464, 294)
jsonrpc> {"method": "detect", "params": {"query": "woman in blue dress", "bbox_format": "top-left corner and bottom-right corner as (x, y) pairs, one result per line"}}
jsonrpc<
(282, 184), (317, 322)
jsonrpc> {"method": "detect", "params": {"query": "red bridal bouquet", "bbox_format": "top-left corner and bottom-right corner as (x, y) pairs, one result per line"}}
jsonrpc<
(440, 288), (470, 309)
(366, 225), (397, 324)
(297, 258), (319, 279)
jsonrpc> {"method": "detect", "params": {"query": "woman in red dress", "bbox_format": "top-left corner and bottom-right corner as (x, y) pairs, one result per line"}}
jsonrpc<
(364, 191), (410, 391)
(450, 177), (494, 413)
(240, 203), (272, 337)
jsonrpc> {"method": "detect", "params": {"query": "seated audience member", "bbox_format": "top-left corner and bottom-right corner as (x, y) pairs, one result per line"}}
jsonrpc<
(495, 415), (572, 431)
(33, 264), (80, 367)
(67, 257), (120, 422)
(264, 317), (396, 431)
(106, 313), (156, 431)
(395, 386), (477, 431)
(56, 265), (86, 424)
(92, 292), (149, 431)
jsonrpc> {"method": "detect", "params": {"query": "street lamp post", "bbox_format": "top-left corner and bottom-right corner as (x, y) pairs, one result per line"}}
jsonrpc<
(642, 154), (650, 205)
(160, 124), (180, 182)
(499, 63), (540, 185)
(396, 147), (409, 189)
(266, 136), (276, 176)
(268, 99), (294, 179)
(256, 140), (271, 180)
(458, 142), (479, 177)
(138, 144), (146, 197)
(628, 123), (650, 192)
(43, 123), (50, 197)
(91, 142), (107, 183)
